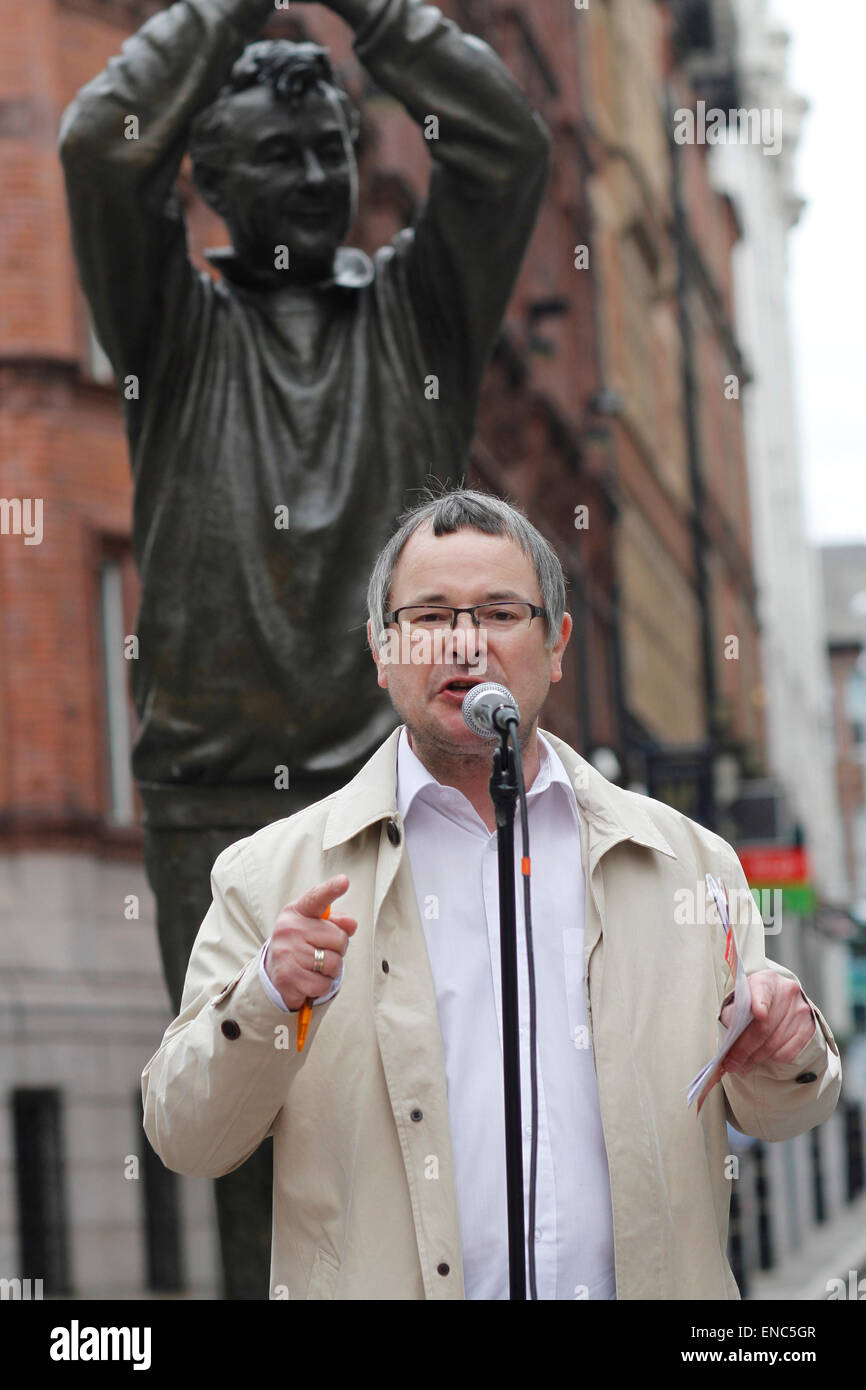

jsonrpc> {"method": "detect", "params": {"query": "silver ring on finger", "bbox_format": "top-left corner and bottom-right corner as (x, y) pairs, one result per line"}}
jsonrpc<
(313, 947), (325, 974)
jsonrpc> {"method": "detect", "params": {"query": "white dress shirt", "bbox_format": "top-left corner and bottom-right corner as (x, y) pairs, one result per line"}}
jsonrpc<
(397, 727), (615, 1300)
(261, 727), (615, 1299)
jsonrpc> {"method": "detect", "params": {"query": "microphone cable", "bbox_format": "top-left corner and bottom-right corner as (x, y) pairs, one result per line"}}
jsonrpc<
(504, 716), (539, 1302)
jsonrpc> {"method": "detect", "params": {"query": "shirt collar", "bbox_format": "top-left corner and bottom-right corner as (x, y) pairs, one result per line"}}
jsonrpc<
(396, 725), (576, 827)
(203, 244), (375, 291)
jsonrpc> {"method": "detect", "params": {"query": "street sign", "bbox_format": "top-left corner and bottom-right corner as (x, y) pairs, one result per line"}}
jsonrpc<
(780, 884), (816, 914)
(737, 844), (810, 884)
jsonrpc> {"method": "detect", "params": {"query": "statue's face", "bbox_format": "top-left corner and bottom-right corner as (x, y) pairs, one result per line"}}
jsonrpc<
(204, 83), (357, 284)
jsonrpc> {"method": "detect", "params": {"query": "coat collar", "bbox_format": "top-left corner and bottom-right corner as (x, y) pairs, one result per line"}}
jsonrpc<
(322, 725), (677, 861)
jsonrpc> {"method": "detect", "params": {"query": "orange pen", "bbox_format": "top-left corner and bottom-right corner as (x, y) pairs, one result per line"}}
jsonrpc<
(297, 904), (330, 1053)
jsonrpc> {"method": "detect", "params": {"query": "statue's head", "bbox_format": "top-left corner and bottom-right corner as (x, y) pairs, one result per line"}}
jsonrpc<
(189, 41), (361, 284)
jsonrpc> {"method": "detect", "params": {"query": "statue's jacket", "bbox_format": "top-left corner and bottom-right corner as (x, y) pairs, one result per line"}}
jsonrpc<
(141, 727), (842, 1299)
(58, 0), (551, 828)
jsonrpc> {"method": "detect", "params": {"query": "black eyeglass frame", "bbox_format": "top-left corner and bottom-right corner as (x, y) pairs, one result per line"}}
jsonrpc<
(382, 602), (548, 629)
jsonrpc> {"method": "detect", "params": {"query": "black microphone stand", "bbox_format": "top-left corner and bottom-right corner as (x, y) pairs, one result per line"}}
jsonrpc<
(489, 718), (526, 1300)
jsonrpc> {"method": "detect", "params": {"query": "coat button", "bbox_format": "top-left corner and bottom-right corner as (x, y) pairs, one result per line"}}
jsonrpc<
(221, 1020), (241, 1040)
(795, 1071), (817, 1083)
(437, 1263), (450, 1276)
(387, 818), (401, 845)
(410, 1108), (423, 1122)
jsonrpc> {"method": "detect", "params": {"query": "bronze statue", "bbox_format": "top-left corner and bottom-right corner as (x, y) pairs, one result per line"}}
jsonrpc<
(59, 0), (549, 1297)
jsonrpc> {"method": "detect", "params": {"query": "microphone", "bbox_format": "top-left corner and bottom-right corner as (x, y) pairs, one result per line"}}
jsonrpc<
(462, 682), (521, 739)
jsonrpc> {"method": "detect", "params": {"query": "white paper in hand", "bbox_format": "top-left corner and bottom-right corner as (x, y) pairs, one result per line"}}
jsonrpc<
(687, 873), (754, 1114)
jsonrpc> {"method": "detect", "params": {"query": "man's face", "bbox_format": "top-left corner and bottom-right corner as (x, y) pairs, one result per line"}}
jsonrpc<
(368, 527), (572, 760)
(201, 83), (357, 282)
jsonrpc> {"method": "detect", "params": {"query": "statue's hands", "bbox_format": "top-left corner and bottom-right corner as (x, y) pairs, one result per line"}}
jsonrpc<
(278, 0), (373, 32)
(265, 874), (356, 1012)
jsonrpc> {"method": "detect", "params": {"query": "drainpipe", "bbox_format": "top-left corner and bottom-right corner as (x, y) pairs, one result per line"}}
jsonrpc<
(572, 4), (628, 765)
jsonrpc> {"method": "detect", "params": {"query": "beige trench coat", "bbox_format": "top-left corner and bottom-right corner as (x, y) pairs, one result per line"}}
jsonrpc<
(142, 727), (841, 1299)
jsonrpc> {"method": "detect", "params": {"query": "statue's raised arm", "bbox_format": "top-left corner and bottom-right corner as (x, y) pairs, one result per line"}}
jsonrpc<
(342, 0), (552, 440)
(58, 0), (278, 380)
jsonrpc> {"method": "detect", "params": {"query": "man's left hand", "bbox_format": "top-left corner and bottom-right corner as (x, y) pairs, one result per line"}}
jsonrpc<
(720, 970), (817, 1076)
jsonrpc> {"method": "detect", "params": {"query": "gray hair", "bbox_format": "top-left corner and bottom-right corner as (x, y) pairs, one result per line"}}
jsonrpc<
(367, 487), (567, 653)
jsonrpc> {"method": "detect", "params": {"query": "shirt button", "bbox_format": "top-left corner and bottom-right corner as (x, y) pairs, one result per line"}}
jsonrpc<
(221, 1020), (241, 1041)
(437, 1263), (450, 1276)
(382, 960), (390, 974)
(523, 1125), (532, 1138)
(387, 818), (401, 846)
(410, 1108), (423, 1122)
(534, 1229), (542, 1242)
(795, 1071), (818, 1084)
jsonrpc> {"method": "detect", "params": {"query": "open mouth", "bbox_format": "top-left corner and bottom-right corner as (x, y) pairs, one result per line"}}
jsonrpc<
(438, 678), (484, 697)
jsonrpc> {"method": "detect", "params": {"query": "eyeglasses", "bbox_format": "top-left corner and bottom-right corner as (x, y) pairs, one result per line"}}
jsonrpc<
(383, 602), (547, 632)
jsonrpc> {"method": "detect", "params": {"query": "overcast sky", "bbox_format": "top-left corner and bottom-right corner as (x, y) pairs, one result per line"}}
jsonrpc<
(774, 0), (866, 546)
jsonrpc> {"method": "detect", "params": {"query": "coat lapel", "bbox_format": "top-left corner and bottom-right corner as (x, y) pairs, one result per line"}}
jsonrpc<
(540, 731), (677, 962)
(319, 728), (465, 1296)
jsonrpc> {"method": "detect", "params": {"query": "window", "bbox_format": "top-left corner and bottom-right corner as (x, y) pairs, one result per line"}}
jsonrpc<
(137, 1093), (185, 1293)
(846, 667), (866, 745)
(99, 552), (137, 826)
(13, 1089), (72, 1295)
(620, 229), (658, 448)
(853, 807), (866, 901)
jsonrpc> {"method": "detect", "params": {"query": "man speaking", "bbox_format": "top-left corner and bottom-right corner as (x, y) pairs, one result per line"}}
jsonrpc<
(142, 489), (841, 1299)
